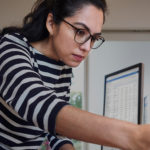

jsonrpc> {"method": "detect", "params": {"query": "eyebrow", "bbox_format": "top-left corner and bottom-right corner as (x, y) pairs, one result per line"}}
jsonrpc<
(73, 22), (102, 35)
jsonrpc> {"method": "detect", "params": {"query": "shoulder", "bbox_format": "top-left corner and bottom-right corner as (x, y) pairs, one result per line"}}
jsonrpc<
(0, 33), (32, 59)
(0, 32), (29, 48)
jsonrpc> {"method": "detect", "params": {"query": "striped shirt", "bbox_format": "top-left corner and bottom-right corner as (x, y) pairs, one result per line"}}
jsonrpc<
(0, 33), (73, 150)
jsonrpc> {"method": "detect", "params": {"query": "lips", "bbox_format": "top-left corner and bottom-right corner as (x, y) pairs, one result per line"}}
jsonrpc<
(72, 54), (84, 62)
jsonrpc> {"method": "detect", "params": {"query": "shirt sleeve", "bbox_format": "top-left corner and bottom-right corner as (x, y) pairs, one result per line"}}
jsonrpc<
(0, 35), (70, 135)
(47, 134), (73, 150)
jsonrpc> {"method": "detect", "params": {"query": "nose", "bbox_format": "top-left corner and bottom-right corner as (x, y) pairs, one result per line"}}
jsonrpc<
(79, 38), (91, 52)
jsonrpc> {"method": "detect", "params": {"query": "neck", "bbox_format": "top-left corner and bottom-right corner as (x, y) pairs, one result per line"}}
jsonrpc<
(30, 38), (59, 61)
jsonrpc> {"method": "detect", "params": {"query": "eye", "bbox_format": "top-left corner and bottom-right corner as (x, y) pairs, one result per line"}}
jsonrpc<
(76, 29), (87, 37)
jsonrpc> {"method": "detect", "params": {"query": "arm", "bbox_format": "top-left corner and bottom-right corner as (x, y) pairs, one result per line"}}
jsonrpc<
(0, 34), (69, 134)
(59, 144), (75, 150)
(55, 105), (149, 150)
(48, 134), (74, 150)
(0, 33), (74, 150)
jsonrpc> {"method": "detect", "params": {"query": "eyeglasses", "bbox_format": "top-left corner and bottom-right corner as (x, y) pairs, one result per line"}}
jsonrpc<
(61, 19), (105, 49)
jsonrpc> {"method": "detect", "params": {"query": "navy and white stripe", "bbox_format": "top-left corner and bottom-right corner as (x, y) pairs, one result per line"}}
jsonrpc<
(0, 33), (73, 150)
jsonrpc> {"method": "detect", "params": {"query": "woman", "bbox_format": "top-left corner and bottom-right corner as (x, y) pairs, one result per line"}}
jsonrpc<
(0, 0), (150, 150)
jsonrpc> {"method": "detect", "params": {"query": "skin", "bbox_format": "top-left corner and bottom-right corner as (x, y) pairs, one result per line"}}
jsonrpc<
(31, 4), (150, 150)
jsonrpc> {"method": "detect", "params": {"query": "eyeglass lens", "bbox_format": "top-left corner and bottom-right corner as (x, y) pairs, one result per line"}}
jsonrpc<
(74, 29), (104, 49)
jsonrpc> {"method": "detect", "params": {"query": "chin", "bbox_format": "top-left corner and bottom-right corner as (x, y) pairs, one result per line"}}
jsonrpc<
(65, 61), (81, 68)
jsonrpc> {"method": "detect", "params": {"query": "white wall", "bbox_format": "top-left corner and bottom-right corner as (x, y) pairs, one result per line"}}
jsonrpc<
(87, 41), (150, 150)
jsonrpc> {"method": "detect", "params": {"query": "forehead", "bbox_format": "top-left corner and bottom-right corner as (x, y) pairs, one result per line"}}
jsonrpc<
(65, 5), (104, 33)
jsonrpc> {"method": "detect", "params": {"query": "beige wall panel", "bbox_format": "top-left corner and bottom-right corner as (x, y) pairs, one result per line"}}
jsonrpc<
(0, 0), (35, 29)
(103, 0), (150, 30)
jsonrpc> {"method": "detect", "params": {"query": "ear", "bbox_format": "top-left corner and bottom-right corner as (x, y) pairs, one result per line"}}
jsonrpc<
(46, 13), (55, 35)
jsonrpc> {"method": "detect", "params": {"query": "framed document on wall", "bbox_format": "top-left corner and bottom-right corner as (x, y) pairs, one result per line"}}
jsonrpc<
(101, 63), (144, 150)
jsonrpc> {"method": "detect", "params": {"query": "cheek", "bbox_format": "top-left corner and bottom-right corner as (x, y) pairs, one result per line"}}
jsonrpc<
(58, 26), (76, 49)
(52, 25), (78, 61)
(56, 33), (76, 54)
(53, 35), (74, 60)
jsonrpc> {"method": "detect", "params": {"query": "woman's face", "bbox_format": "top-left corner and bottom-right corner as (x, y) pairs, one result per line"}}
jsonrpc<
(49, 4), (104, 67)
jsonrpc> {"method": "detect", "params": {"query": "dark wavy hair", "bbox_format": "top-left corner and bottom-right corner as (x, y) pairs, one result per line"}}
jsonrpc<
(0, 0), (107, 42)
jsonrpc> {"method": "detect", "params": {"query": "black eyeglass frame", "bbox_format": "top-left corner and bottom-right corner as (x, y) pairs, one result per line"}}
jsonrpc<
(61, 19), (105, 49)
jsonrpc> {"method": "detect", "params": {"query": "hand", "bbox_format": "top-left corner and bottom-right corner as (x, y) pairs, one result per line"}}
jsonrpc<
(128, 124), (150, 150)
(137, 124), (150, 150)
(59, 144), (75, 150)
